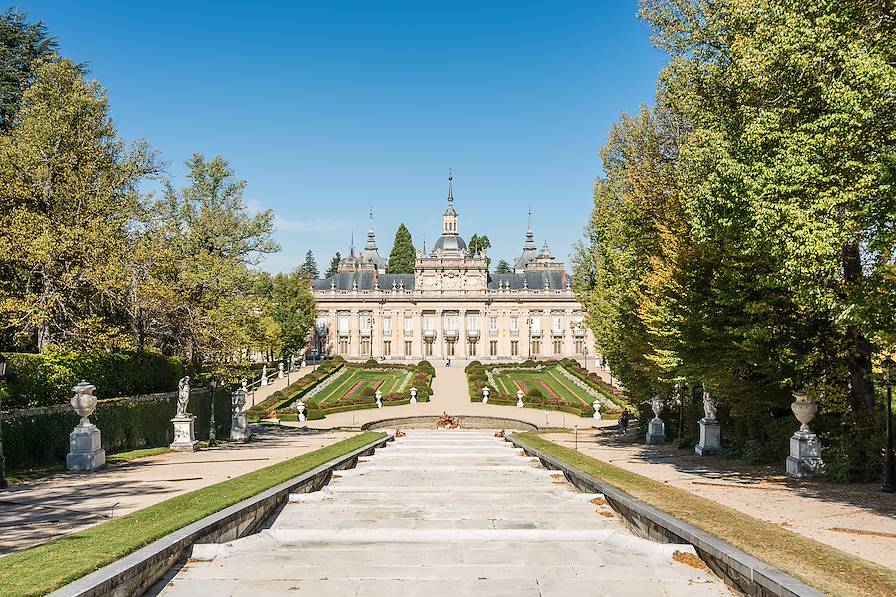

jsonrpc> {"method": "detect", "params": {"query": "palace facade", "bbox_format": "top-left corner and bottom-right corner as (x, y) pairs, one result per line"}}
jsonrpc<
(311, 176), (596, 364)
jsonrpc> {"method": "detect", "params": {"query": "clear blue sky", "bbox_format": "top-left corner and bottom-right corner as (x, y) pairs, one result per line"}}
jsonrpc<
(17, 1), (665, 273)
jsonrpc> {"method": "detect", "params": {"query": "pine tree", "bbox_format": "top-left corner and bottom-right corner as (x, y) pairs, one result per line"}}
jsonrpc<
(387, 224), (415, 274)
(325, 252), (341, 277)
(495, 260), (512, 274)
(300, 250), (318, 279)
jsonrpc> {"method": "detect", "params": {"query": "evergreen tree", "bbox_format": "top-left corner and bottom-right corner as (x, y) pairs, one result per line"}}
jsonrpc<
(387, 224), (415, 274)
(0, 8), (60, 132)
(495, 260), (512, 274)
(325, 252), (341, 277)
(0, 60), (157, 350)
(469, 233), (492, 267)
(300, 250), (319, 279)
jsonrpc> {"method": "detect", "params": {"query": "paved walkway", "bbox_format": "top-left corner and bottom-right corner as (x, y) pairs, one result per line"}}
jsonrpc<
(157, 431), (730, 596)
(0, 427), (353, 556)
(543, 430), (896, 571)
(295, 366), (611, 430)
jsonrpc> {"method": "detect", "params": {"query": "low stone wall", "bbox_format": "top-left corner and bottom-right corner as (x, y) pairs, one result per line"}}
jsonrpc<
(50, 434), (393, 597)
(363, 415), (537, 431)
(506, 436), (823, 597)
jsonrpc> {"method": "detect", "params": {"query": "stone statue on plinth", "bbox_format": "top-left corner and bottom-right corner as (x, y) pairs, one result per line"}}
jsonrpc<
(170, 376), (198, 451)
(695, 389), (721, 456)
(645, 395), (666, 444)
(230, 386), (251, 441)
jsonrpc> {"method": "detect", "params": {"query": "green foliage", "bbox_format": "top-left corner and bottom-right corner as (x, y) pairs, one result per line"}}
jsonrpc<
(0, 8), (60, 132)
(251, 269), (316, 359)
(1, 349), (182, 409)
(386, 223), (415, 274)
(325, 252), (341, 278)
(300, 249), (319, 279)
(3, 386), (230, 470)
(495, 260), (512, 274)
(468, 233), (491, 267)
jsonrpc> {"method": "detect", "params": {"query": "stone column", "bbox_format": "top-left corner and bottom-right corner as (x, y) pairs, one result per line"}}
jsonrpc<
(170, 376), (198, 452)
(645, 396), (666, 444)
(66, 381), (106, 471)
(786, 389), (823, 478)
(695, 390), (721, 456)
(230, 387), (251, 442)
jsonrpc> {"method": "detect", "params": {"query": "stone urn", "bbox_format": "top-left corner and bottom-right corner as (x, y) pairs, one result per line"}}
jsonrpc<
(482, 387), (490, 404)
(791, 389), (818, 434)
(593, 400), (602, 420)
(375, 389), (383, 408)
(297, 401), (306, 422)
(410, 387), (418, 404)
(71, 381), (98, 427)
(517, 390), (524, 408)
(650, 395), (665, 419)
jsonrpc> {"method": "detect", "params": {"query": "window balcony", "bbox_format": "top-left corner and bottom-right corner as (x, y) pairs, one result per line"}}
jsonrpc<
(551, 328), (564, 337)
(444, 329), (459, 339)
(573, 328), (586, 337)
(423, 329), (437, 339)
(510, 329), (519, 337)
(530, 329), (543, 337)
(360, 329), (372, 337)
(466, 329), (480, 339)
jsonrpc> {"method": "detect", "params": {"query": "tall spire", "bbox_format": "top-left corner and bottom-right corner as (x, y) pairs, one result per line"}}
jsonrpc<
(365, 207), (377, 250)
(447, 169), (454, 206)
(349, 231), (355, 259)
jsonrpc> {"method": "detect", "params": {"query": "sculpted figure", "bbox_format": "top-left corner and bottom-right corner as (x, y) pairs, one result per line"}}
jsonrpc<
(702, 390), (718, 421)
(176, 376), (191, 418)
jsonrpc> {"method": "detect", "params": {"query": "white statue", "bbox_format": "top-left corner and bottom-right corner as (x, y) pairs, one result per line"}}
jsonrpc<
(650, 395), (664, 419)
(260, 365), (268, 386)
(231, 387), (246, 413)
(176, 376), (191, 418)
(702, 390), (718, 421)
(278, 362), (285, 378)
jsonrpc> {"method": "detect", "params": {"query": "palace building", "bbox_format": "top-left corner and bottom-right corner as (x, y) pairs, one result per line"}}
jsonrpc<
(311, 176), (596, 364)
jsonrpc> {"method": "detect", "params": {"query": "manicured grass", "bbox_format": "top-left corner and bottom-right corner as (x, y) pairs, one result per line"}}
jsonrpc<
(492, 365), (593, 408)
(0, 431), (386, 597)
(5, 463), (65, 485)
(309, 368), (408, 406)
(513, 433), (896, 597)
(106, 447), (170, 464)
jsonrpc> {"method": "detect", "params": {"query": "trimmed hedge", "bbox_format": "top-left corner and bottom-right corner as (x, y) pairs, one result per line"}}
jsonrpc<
(1, 349), (183, 409)
(245, 358), (346, 420)
(3, 387), (231, 470)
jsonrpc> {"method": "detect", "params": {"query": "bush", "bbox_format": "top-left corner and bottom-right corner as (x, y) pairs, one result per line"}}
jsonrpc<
(464, 361), (483, 372)
(3, 387), (231, 470)
(527, 388), (544, 399)
(364, 358), (379, 366)
(361, 386), (376, 397)
(1, 349), (183, 409)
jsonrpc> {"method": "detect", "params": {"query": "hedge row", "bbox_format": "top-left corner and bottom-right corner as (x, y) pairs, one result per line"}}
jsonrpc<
(3, 387), (231, 470)
(557, 358), (629, 409)
(1, 349), (183, 409)
(245, 358), (346, 420)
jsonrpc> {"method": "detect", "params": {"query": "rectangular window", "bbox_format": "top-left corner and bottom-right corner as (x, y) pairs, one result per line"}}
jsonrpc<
(384, 340), (391, 356)
(553, 339), (562, 355)
(467, 340), (477, 356)
(404, 317), (413, 333)
(531, 316), (541, 333)
(360, 314), (371, 334)
(446, 315), (457, 331)
(424, 315), (435, 331)
(531, 340), (541, 356)
(466, 316), (478, 332)
(338, 336), (349, 354)
(383, 317), (392, 334)
(490, 340), (497, 356)
(511, 340), (518, 356)
(337, 316), (349, 334)
(447, 341), (455, 357)
(489, 316), (498, 333)
(425, 340), (433, 356)
(553, 315), (563, 332)
(575, 339), (584, 355)
(404, 340), (412, 356)
(361, 338), (370, 355)
(510, 317), (519, 332)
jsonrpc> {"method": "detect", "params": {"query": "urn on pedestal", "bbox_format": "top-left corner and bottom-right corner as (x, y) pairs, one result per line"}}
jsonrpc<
(375, 389), (383, 409)
(482, 387), (490, 404)
(297, 401), (307, 422)
(66, 381), (106, 471)
(410, 387), (418, 404)
(517, 390), (524, 408)
(786, 389), (823, 478)
(593, 400), (602, 420)
(645, 395), (666, 444)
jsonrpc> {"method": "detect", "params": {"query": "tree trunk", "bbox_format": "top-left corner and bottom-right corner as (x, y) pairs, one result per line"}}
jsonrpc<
(842, 241), (875, 411)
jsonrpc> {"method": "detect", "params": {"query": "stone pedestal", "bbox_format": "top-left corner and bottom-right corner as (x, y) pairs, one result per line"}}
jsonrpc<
(592, 401), (602, 420)
(67, 424), (106, 471)
(230, 412), (251, 442)
(170, 416), (198, 451)
(695, 418), (721, 456)
(786, 431), (823, 478)
(645, 418), (666, 444)
(297, 402), (307, 422)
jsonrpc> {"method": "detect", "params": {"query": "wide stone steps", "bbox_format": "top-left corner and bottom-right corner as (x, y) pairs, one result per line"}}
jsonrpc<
(159, 431), (731, 596)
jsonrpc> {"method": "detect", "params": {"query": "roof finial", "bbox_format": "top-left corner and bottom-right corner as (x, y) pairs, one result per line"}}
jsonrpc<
(447, 169), (454, 204)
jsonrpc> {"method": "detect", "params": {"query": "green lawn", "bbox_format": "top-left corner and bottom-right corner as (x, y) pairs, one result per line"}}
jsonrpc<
(512, 432), (896, 597)
(491, 365), (594, 408)
(0, 431), (386, 597)
(309, 367), (409, 406)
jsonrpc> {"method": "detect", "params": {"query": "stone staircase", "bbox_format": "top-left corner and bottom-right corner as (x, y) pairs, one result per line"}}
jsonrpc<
(158, 431), (730, 596)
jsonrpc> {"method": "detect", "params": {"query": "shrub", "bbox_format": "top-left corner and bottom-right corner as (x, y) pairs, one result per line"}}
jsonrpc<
(464, 361), (482, 372)
(361, 386), (376, 397)
(527, 388), (544, 399)
(364, 358), (379, 366)
(1, 349), (184, 409)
